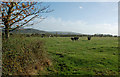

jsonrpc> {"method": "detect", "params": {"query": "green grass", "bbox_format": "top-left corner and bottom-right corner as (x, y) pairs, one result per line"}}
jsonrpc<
(2, 36), (118, 75)
(41, 37), (118, 75)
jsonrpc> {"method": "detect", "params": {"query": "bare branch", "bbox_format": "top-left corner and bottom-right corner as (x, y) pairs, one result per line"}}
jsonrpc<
(11, 2), (37, 16)
(9, 6), (51, 26)
(1, 1), (53, 38)
(10, 15), (38, 32)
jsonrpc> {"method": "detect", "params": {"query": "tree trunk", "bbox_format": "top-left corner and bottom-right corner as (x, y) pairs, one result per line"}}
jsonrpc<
(5, 26), (9, 39)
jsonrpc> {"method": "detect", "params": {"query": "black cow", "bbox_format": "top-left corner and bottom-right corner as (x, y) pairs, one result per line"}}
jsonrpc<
(71, 37), (79, 41)
(71, 37), (74, 41)
(41, 34), (45, 38)
(87, 36), (91, 40)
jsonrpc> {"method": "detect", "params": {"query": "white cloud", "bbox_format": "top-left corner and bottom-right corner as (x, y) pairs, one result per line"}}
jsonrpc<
(79, 6), (83, 9)
(30, 16), (118, 35)
(90, 23), (118, 35)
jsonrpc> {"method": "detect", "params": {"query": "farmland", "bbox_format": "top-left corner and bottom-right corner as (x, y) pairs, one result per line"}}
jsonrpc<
(2, 35), (118, 75)
(42, 37), (118, 75)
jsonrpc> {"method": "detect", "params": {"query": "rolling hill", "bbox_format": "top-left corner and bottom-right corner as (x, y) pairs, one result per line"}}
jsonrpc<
(2, 28), (82, 35)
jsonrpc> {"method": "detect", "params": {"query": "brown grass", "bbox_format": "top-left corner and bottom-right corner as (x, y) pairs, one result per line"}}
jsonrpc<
(2, 36), (52, 75)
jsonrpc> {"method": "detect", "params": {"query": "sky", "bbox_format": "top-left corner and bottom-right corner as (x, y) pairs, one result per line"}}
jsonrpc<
(27, 2), (118, 35)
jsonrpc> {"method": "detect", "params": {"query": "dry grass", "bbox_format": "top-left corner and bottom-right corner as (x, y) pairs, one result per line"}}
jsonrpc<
(2, 36), (52, 75)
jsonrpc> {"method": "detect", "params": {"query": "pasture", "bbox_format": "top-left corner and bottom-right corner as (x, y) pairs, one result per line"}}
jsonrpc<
(2, 36), (118, 75)
(41, 37), (118, 75)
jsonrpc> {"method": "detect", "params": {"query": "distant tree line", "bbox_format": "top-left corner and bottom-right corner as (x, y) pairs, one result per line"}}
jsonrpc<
(93, 34), (113, 37)
(2, 33), (118, 38)
(54, 34), (118, 37)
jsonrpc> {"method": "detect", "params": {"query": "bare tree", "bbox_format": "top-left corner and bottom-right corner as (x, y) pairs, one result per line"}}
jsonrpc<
(0, 1), (53, 39)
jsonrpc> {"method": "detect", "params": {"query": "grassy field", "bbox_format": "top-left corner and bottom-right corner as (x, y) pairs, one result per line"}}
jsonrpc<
(41, 37), (118, 75)
(2, 36), (118, 75)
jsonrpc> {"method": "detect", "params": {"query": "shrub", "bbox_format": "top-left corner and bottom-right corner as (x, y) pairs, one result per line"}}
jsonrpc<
(2, 36), (51, 75)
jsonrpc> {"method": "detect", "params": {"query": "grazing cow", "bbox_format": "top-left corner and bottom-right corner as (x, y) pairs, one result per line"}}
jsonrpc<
(87, 36), (91, 40)
(71, 37), (79, 41)
(71, 37), (74, 41)
(41, 34), (45, 38)
(74, 37), (79, 40)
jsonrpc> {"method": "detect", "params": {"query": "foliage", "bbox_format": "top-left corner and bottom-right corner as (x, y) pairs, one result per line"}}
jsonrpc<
(0, 1), (52, 38)
(2, 35), (51, 75)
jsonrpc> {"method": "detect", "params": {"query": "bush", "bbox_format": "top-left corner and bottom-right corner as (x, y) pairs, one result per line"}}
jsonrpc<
(2, 36), (51, 75)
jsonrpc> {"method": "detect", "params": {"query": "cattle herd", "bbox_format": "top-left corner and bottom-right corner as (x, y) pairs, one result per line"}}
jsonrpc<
(71, 36), (91, 41)
(40, 34), (92, 41)
(6, 33), (92, 41)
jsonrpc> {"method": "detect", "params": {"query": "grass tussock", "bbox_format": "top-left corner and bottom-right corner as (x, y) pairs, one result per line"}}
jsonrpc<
(2, 36), (52, 75)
